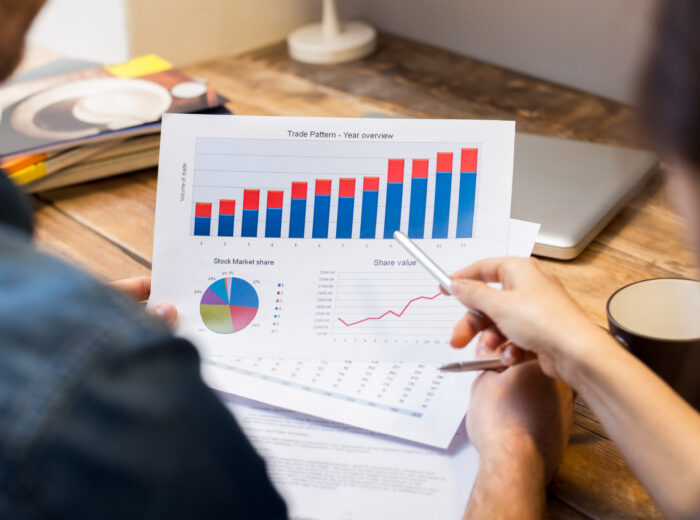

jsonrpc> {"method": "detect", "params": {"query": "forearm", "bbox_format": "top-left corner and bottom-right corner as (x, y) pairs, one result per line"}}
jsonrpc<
(465, 435), (547, 520)
(570, 331), (700, 519)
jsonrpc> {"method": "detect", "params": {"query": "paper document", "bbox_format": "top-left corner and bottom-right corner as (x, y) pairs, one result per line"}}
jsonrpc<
(202, 220), (540, 448)
(151, 115), (515, 361)
(224, 395), (478, 520)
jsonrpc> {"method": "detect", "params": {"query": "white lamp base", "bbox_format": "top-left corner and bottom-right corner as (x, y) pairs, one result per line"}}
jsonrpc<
(288, 21), (377, 65)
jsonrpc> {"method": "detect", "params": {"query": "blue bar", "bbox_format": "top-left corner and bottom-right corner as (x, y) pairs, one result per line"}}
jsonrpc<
(456, 171), (477, 238)
(360, 190), (378, 238)
(194, 217), (211, 236)
(265, 208), (282, 238)
(408, 177), (428, 238)
(289, 199), (306, 238)
(336, 197), (354, 238)
(241, 209), (259, 237)
(218, 214), (234, 237)
(312, 195), (331, 238)
(383, 183), (403, 238)
(432, 171), (452, 238)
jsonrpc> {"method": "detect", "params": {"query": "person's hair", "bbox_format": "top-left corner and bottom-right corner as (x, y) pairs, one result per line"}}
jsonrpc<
(639, 0), (700, 171)
(0, 0), (46, 81)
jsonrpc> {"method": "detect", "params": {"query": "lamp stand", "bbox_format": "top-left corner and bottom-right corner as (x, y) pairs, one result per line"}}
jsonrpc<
(288, 0), (376, 64)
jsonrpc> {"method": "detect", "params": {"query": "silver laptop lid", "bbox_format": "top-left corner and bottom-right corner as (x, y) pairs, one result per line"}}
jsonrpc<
(512, 132), (658, 260)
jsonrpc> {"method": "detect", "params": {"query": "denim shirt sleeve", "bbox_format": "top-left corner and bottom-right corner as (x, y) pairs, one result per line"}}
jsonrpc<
(0, 171), (33, 236)
(0, 226), (287, 519)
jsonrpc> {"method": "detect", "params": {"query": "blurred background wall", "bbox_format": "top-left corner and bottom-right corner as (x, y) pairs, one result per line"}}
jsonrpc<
(26, 0), (659, 104)
(27, 0), (129, 63)
(27, 0), (367, 65)
(368, 0), (659, 104)
(125, 0), (367, 67)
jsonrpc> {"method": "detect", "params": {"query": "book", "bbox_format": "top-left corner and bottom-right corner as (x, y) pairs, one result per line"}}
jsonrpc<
(24, 134), (161, 193)
(0, 55), (226, 159)
(19, 105), (232, 192)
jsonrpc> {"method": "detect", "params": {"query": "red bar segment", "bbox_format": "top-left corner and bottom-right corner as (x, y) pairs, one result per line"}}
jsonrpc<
(195, 202), (212, 217)
(461, 148), (478, 172)
(339, 178), (356, 198)
(219, 199), (235, 215)
(412, 159), (429, 178)
(267, 190), (284, 209)
(243, 189), (260, 210)
(363, 177), (380, 191)
(315, 179), (332, 196)
(436, 152), (453, 172)
(291, 181), (307, 199)
(388, 159), (404, 183)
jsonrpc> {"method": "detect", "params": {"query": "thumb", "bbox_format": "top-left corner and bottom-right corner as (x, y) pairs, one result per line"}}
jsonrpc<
(151, 302), (178, 327)
(450, 279), (502, 318)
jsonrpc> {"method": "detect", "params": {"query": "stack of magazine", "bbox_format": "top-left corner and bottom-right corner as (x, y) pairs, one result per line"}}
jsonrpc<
(0, 54), (229, 193)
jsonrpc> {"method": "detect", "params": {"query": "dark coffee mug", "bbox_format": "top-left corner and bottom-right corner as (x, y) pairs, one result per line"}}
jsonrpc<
(607, 278), (700, 410)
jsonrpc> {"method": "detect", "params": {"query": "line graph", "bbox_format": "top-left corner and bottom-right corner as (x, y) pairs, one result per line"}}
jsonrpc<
(338, 293), (442, 326)
(329, 272), (464, 336)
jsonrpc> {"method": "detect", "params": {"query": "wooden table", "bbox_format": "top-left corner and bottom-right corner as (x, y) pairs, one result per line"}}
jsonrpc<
(30, 35), (696, 519)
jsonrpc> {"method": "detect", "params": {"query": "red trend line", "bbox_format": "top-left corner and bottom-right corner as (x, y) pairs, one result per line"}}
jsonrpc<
(338, 293), (442, 327)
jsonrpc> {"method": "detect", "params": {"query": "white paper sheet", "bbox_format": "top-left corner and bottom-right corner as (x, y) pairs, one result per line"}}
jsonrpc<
(151, 114), (515, 361)
(203, 220), (540, 448)
(224, 395), (479, 520)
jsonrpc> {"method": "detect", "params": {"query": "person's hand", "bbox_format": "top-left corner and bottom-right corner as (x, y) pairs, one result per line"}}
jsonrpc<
(464, 337), (573, 519)
(467, 335), (574, 481)
(110, 276), (178, 327)
(448, 257), (612, 385)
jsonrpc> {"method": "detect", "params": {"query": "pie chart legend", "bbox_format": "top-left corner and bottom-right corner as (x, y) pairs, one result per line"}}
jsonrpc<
(200, 277), (259, 334)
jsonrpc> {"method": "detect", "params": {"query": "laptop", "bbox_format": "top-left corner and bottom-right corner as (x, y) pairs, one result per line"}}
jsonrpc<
(513, 132), (658, 259)
(362, 114), (658, 260)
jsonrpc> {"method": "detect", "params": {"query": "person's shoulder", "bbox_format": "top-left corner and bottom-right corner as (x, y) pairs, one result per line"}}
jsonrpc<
(0, 224), (176, 456)
(0, 224), (171, 358)
(0, 227), (289, 519)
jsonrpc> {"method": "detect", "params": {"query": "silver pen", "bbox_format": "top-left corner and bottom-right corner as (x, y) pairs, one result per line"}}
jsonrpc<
(438, 357), (504, 372)
(393, 230), (454, 294)
(392, 230), (504, 372)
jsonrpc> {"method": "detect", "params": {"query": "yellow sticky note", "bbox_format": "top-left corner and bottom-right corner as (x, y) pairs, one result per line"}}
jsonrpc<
(10, 162), (47, 186)
(105, 55), (173, 78)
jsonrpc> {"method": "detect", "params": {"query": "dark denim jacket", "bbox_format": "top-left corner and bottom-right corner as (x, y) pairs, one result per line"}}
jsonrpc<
(0, 174), (287, 519)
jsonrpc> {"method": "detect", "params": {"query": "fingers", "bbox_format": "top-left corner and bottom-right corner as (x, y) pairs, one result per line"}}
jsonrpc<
(110, 276), (151, 301)
(151, 302), (178, 327)
(450, 279), (502, 318)
(474, 326), (536, 368)
(500, 343), (536, 366)
(110, 277), (176, 327)
(450, 310), (492, 349)
(474, 326), (507, 357)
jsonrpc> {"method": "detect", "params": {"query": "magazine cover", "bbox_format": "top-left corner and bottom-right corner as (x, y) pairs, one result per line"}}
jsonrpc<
(0, 55), (227, 158)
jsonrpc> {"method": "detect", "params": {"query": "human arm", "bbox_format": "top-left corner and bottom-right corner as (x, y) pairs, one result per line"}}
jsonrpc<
(466, 434), (547, 520)
(22, 336), (288, 519)
(464, 331), (573, 520)
(0, 229), (284, 517)
(451, 257), (700, 520)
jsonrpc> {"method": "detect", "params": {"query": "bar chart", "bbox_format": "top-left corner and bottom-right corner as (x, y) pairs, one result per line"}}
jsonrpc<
(191, 137), (480, 240)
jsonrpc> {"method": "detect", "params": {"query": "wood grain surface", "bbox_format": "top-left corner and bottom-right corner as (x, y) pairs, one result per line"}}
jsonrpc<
(30, 34), (690, 519)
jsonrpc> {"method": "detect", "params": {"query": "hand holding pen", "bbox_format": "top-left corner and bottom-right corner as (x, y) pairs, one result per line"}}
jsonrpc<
(393, 231), (526, 372)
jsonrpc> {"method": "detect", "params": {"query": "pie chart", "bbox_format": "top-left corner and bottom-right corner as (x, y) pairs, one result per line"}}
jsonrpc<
(200, 277), (259, 334)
